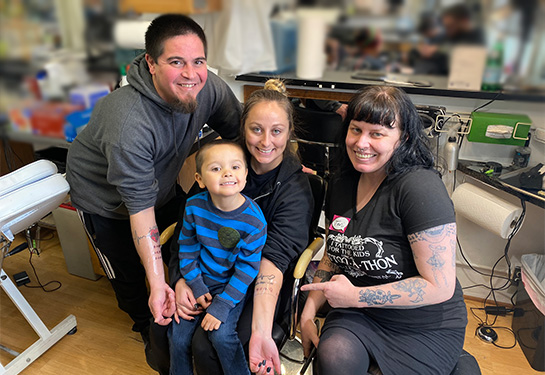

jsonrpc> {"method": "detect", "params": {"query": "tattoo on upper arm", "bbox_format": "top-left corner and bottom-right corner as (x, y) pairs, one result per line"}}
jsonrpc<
(408, 223), (456, 245)
(408, 224), (456, 288)
(314, 269), (334, 283)
(254, 273), (278, 296)
(392, 279), (426, 303)
(358, 289), (401, 306)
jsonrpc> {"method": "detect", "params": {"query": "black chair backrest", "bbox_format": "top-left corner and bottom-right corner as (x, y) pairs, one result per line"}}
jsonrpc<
(294, 106), (344, 143)
(307, 173), (325, 240)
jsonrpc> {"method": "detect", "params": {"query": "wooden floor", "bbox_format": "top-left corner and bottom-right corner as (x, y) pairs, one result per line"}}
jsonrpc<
(1, 230), (541, 374)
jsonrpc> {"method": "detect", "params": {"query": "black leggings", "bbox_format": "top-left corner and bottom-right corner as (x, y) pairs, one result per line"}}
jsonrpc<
(316, 326), (371, 375)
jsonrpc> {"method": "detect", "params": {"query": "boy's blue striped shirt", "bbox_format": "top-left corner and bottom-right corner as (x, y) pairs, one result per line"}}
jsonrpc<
(178, 191), (266, 322)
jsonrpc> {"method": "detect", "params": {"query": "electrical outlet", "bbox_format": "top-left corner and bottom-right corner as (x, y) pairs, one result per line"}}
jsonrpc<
(512, 266), (522, 286)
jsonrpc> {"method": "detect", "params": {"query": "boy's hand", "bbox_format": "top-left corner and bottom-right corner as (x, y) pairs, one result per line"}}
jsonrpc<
(201, 313), (221, 331)
(196, 293), (212, 309)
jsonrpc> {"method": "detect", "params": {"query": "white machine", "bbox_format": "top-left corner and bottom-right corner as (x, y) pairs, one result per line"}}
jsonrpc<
(0, 160), (77, 375)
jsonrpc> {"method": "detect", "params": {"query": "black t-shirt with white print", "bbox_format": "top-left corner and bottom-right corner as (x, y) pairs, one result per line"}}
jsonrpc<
(325, 168), (466, 329)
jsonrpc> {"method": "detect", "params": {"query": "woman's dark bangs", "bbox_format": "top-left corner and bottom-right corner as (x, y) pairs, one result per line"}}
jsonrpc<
(353, 97), (397, 128)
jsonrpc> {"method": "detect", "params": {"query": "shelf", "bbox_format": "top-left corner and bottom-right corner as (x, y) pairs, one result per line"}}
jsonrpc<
(458, 160), (544, 209)
(236, 71), (545, 103)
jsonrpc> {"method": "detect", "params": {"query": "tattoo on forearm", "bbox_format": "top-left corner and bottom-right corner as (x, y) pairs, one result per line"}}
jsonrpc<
(322, 256), (340, 272)
(427, 244), (448, 286)
(358, 289), (401, 306)
(152, 249), (162, 261)
(134, 226), (160, 246)
(314, 269), (334, 283)
(450, 239), (457, 268)
(254, 273), (278, 296)
(392, 279), (427, 303)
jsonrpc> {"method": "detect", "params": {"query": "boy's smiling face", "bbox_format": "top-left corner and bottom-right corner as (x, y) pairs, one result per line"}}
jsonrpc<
(195, 144), (248, 198)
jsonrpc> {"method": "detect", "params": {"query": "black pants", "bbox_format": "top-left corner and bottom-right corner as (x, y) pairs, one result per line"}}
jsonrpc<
(81, 189), (185, 332)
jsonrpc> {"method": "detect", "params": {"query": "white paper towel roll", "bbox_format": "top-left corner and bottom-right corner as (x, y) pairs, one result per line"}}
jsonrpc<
(295, 8), (339, 79)
(296, 14), (327, 79)
(452, 183), (523, 239)
(114, 20), (151, 49)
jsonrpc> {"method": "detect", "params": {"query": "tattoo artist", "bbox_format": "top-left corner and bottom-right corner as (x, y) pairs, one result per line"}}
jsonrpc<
(65, 14), (241, 368)
(161, 80), (314, 375)
(300, 86), (467, 375)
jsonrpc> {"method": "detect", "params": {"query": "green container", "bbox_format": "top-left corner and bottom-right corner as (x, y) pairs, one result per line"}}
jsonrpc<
(468, 112), (531, 146)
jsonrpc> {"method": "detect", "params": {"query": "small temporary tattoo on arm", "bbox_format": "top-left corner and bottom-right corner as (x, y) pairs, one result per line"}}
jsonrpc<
(392, 279), (427, 303)
(152, 249), (162, 261)
(314, 269), (334, 283)
(358, 289), (401, 306)
(254, 274), (278, 296)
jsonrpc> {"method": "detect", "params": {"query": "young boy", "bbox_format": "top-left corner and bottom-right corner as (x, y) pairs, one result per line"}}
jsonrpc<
(168, 139), (266, 375)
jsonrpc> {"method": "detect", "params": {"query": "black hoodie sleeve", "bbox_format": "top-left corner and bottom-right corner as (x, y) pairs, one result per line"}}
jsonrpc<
(205, 73), (242, 140)
(262, 171), (314, 274)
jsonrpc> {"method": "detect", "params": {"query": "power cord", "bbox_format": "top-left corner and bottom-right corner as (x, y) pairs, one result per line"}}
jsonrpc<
(472, 91), (503, 113)
(23, 241), (62, 293)
(459, 198), (526, 349)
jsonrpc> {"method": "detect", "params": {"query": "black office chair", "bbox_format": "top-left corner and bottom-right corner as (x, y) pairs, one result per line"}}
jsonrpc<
(271, 173), (326, 350)
(294, 106), (344, 179)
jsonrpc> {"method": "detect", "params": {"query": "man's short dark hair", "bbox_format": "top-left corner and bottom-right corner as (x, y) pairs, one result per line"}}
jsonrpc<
(145, 14), (207, 62)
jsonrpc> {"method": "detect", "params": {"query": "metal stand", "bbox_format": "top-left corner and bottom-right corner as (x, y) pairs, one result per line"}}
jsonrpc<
(0, 237), (77, 375)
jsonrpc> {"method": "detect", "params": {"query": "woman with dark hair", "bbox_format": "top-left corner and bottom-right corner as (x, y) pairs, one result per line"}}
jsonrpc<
(300, 86), (467, 375)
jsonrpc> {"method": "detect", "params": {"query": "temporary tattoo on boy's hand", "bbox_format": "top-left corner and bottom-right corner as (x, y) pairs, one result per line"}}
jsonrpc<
(358, 289), (401, 306)
(392, 279), (427, 303)
(314, 269), (334, 283)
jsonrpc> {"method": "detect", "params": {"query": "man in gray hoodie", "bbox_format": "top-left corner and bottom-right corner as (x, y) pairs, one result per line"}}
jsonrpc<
(66, 14), (241, 351)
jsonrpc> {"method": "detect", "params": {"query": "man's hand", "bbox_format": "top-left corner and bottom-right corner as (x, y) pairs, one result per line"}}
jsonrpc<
(335, 103), (348, 121)
(301, 274), (357, 308)
(201, 313), (221, 331)
(248, 332), (281, 375)
(149, 282), (175, 325)
(174, 278), (202, 323)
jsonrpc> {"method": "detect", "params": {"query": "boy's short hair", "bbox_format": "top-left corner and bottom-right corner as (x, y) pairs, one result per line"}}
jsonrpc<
(145, 13), (207, 62)
(195, 139), (246, 174)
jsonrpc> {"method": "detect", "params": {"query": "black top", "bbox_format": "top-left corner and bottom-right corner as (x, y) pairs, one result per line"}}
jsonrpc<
(325, 169), (466, 329)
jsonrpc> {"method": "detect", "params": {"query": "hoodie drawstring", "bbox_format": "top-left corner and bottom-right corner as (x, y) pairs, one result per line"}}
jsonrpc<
(172, 113), (179, 157)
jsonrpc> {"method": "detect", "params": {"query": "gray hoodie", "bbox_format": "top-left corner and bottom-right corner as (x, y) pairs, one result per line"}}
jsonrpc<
(66, 53), (241, 219)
